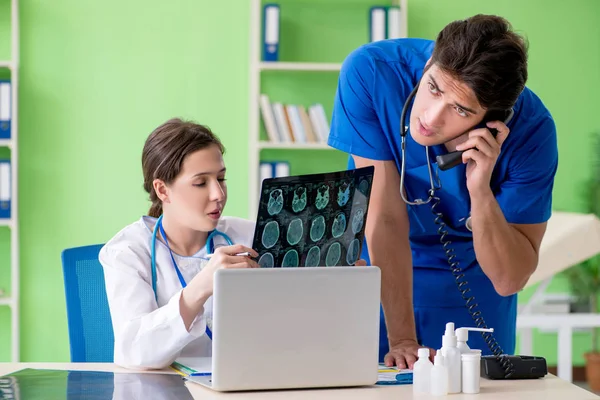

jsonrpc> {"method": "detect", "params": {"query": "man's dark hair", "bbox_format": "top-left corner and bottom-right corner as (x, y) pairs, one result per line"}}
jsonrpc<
(430, 14), (528, 115)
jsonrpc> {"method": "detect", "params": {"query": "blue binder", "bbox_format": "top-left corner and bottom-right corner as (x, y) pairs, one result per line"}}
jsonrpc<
(262, 4), (280, 62)
(369, 6), (387, 43)
(0, 80), (11, 139)
(260, 161), (290, 183)
(0, 159), (10, 219)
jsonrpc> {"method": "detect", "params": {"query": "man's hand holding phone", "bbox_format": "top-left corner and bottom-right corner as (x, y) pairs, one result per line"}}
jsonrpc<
(456, 120), (510, 198)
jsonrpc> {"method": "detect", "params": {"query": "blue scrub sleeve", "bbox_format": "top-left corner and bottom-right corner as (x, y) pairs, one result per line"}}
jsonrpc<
(328, 49), (394, 161)
(495, 116), (558, 224)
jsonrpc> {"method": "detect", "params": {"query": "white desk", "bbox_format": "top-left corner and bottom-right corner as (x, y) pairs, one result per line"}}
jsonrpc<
(1, 363), (598, 399)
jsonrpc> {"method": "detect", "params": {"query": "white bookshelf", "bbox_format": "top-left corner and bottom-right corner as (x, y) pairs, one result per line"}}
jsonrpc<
(257, 141), (334, 150)
(247, 0), (407, 218)
(259, 62), (342, 72)
(0, 0), (20, 363)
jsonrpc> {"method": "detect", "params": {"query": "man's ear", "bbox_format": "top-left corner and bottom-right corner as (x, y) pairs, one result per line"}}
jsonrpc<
(153, 179), (170, 204)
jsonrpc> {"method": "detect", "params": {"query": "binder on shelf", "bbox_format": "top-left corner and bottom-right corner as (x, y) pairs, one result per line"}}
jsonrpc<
(298, 105), (317, 143)
(0, 80), (11, 139)
(272, 103), (292, 142)
(0, 160), (10, 219)
(308, 104), (330, 143)
(285, 105), (306, 143)
(369, 6), (387, 43)
(387, 6), (402, 39)
(260, 161), (290, 185)
(259, 94), (280, 142)
(262, 4), (280, 62)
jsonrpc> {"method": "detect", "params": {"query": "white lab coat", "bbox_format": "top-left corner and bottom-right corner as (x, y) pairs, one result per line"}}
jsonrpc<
(99, 215), (255, 370)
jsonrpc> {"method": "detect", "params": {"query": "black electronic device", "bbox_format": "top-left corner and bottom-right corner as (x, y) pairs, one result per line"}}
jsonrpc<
(481, 355), (548, 380)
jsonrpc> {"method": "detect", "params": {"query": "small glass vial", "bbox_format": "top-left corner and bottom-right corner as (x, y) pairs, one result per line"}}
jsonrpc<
(461, 350), (482, 394)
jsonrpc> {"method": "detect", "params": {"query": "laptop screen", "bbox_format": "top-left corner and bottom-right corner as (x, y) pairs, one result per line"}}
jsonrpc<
(252, 166), (374, 268)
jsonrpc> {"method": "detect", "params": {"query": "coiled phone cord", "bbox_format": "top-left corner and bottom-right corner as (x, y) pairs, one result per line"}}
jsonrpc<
(428, 187), (516, 378)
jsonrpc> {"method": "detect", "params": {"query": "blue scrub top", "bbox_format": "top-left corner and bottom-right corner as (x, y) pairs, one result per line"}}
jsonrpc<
(328, 38), (558, 360)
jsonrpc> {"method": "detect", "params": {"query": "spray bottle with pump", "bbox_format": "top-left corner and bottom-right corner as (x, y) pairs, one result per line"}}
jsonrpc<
(455, 327), (494, 354)
(441, 322), (461, 393)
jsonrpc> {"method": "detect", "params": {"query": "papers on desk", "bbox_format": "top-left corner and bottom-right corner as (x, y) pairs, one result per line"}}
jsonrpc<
(377, 364), (413, 385)
(171, 357), (212, 377)
(172, 358), (413, 385)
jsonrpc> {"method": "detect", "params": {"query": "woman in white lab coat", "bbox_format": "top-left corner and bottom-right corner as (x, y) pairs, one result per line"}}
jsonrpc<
(99, 118), (259, 370)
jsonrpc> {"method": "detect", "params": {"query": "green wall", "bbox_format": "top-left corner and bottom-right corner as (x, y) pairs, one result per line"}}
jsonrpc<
(0, 0), (598, 366)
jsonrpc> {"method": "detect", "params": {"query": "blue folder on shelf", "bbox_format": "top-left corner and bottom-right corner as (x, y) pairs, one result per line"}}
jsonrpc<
(0, 159), (11, 219)
(0, 80), (11, 139)
(262, 4), (280, 62)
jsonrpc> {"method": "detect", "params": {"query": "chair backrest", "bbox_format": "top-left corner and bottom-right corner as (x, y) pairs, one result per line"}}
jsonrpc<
(61, 244), (114, 362)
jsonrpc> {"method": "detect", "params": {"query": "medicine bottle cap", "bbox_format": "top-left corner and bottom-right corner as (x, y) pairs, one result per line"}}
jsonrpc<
(418, 348), (430, 359)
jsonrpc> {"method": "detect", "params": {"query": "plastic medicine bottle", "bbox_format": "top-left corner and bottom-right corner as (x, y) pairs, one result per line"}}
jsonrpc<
(413, 347), (433, 394)
(461, 350), (482, 394)
(441, 322), (461, 393)
(430, 350), (448, 396)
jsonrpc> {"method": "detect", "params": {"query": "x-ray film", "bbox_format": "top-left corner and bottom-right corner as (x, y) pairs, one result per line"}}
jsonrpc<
(252, 166), (374, 268)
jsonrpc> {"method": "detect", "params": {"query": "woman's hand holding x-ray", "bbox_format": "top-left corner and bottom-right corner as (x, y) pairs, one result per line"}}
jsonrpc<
(179, 244), (259, 331)
(456, 120), (510, 197)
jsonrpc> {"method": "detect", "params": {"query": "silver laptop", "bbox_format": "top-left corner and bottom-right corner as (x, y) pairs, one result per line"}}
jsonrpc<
(191, 266), (381, 392)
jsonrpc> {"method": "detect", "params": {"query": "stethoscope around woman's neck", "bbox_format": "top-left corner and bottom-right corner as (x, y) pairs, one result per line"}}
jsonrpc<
(149, 214), (233, 303)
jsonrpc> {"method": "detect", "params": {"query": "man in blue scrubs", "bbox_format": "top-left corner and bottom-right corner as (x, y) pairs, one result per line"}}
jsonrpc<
(328, 15), (558, 368)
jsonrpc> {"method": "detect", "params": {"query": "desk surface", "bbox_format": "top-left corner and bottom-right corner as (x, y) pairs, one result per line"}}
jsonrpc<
(1, 363), (598, 399)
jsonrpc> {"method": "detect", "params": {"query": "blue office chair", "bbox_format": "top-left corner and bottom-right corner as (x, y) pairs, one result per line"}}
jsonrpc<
(61, 244), (114, 362)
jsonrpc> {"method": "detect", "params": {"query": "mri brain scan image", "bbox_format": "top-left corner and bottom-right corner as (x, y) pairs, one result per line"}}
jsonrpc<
(346, 238), (360, 265)
(258, 252), (274, 268)
(351, 209), (365, 234)
(326, 242), (341, 266)
(315, 184), (330, 210)
(286, 218), (303, 246)
(261, 221), (280, 249)
(358, 178), (370, 197)
(252, 166), (374, 269)
(337, 181), (350, 207)
(291, 186), (307, 213)
(331, 212), (347, 238)
(267, 189), (284, 216)
(310, 215), (326, 242)
(282, 249), (299, 267)
(305, 246), (321, 267)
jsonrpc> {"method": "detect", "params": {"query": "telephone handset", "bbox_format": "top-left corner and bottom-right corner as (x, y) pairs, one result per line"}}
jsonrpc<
(436, 108), (515, 171)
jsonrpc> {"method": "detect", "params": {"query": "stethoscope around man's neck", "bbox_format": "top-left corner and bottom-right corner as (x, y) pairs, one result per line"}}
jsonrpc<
(150, 214), (233, 339)
(399, 84), (442, 206)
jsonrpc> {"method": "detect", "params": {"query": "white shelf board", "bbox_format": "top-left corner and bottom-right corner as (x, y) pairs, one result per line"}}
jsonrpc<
(0, 139), (13, 148)
(0, 61), (12, 69)
(258, 142), (334, 150)
(0, 297), (13, 307)
(0, 218), (13, 227)
(259, 62), (342, 72)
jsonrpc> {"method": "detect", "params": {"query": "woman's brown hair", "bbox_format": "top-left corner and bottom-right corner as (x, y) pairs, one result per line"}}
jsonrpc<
(142, 118), (225, 218)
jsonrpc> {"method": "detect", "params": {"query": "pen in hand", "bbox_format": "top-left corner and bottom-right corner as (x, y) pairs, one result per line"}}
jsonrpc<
(206, 252), (250, 259)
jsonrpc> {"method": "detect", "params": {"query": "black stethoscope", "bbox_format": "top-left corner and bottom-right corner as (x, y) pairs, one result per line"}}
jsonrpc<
(398, 84), (441, 207)
(399, 83), (477, 232)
